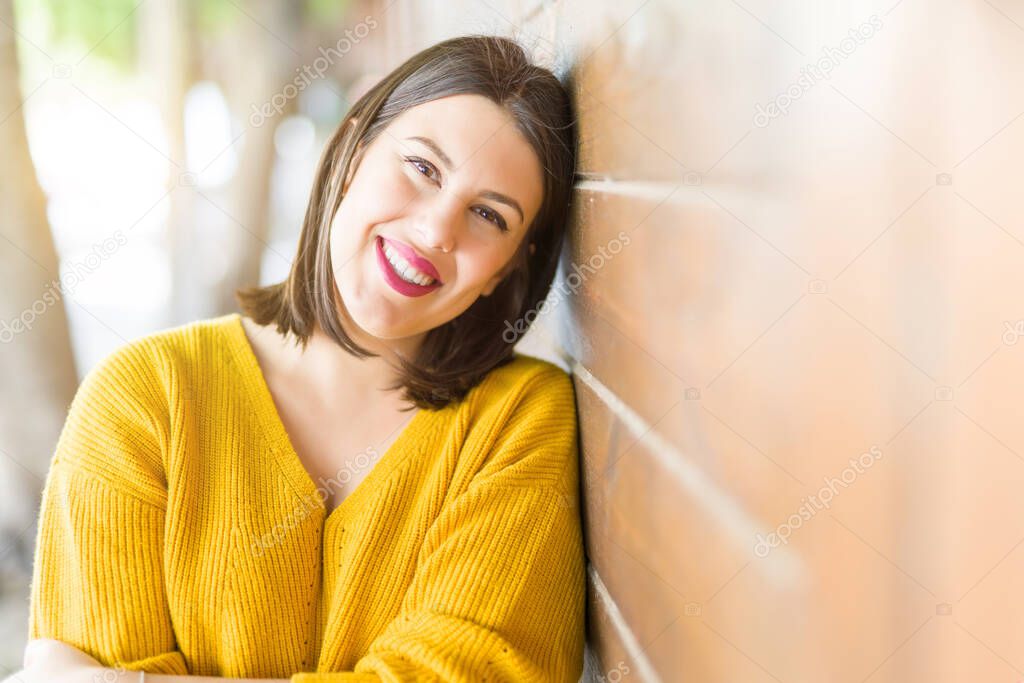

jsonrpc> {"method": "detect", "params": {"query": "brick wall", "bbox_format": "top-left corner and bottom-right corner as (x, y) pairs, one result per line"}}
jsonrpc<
(372, 2), (1024, 681)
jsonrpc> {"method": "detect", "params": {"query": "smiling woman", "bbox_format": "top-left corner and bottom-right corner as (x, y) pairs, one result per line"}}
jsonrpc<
(236, 33), (576, 410)
(326, 93), (545, 337)
(23, 34), (583, 683)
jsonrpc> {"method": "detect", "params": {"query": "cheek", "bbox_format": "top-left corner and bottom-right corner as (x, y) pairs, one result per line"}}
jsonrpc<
(328, 203), (372, 269)
(352, 159), (418, 210)
(456, 248), (512, 286)
(331, 175), (410, 247)
(389, 174), (423, 211)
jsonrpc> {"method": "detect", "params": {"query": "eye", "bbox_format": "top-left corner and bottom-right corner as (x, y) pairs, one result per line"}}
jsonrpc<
(473, 205), (509, 232)
(404, 156), (439, 183)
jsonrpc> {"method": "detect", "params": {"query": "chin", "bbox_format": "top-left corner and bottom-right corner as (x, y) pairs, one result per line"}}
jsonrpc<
(343, 294), (416, 342)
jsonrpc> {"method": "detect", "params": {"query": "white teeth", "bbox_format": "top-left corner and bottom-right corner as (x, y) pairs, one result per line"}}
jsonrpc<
(382, 241), (436, 286)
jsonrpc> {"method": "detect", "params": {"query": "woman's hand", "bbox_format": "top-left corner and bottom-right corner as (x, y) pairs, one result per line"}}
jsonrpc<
(2, 638), (109, 683)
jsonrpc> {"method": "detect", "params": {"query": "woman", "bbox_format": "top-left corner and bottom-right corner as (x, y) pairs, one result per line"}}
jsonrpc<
(17, 34), (583, 683)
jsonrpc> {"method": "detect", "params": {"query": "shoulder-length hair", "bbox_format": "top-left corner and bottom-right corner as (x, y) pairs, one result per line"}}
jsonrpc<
(236, 34), (577, 411)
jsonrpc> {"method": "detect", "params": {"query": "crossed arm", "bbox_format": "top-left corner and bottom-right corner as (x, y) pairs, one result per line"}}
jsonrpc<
(4, 638), (289, 683)
(27, 353), (584, 682)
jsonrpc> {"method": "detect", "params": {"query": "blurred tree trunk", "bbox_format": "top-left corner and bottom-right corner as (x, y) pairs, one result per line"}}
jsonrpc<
(153, 0), (299, 322)
(0, 0), (78, 579)
(211, 0), (302, 316)
(139, 0), (196, 325)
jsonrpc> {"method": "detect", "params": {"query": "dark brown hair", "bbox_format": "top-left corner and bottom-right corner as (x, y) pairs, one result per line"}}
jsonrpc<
(236, 34), (577, 411)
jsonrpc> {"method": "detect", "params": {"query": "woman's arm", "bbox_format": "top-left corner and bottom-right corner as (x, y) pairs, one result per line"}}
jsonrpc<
(3, 639), (289, 683)
(292, 365), (586, 682)
(28, 342), (188, 674)
(2, 666), (287, 683)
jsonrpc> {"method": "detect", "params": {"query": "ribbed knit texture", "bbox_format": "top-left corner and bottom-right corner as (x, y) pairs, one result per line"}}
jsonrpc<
(27, 312), (585, 682)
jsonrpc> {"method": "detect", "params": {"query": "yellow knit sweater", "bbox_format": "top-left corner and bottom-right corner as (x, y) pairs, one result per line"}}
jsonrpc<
(27, 312), (585, 682)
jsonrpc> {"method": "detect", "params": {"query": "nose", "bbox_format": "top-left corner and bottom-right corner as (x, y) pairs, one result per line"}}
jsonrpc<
(415, 195), (462, 254)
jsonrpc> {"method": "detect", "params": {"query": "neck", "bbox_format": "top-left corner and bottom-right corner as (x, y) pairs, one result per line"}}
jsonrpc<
(272, 313), (423, 407)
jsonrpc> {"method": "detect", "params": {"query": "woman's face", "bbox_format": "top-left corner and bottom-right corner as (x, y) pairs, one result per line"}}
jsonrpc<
(328, 93), (544, 347)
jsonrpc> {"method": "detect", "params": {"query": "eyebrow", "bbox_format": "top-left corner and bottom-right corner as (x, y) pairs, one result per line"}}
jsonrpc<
(404, 135), (525, 224)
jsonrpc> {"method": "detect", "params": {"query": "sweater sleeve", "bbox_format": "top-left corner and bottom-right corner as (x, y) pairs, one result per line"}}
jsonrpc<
(292, 365), (586, 683)
(27, 341), (189, 675)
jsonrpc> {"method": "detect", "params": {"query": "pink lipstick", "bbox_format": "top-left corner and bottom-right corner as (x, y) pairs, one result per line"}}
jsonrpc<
(375, 236), (442, 297)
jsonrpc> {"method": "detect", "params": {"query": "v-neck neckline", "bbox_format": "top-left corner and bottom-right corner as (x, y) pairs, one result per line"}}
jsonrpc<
(223, 312), (430, 527)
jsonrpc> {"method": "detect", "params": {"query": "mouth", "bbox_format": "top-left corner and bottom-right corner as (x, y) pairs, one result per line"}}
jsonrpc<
(375, 236), (443, 297)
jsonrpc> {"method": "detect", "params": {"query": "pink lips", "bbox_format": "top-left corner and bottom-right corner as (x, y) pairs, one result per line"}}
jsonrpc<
(375, 236), (442, 297)
(380, 236), (442, 282)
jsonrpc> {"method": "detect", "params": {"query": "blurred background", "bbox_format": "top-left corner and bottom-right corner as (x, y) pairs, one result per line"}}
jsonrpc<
(3, 0), (1024, 681)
